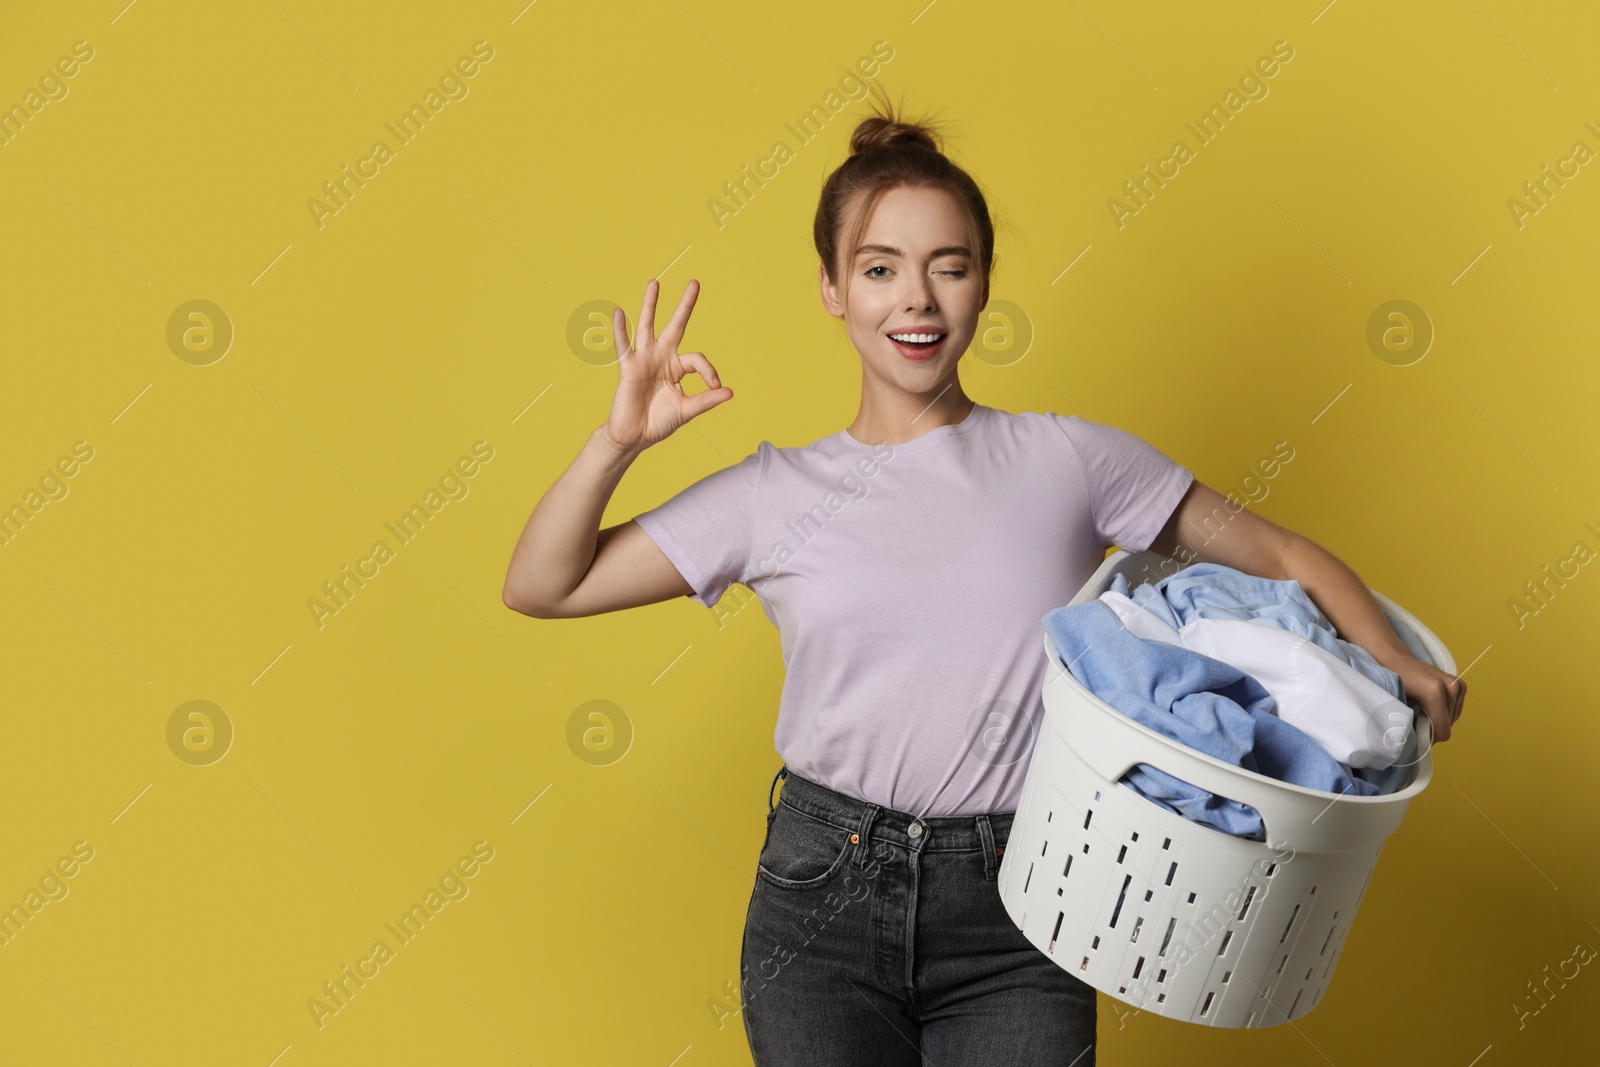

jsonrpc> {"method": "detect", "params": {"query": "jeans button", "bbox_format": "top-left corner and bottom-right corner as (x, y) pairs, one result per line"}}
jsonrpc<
(907, 822), (922, 839)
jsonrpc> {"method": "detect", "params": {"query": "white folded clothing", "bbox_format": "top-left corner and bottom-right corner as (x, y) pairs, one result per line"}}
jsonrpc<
(1097, 590), (1412, 770)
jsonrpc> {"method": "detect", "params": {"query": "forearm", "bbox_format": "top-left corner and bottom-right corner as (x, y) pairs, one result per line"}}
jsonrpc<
(1277, 535), (1410, 666)
(502, 425), (646, 612)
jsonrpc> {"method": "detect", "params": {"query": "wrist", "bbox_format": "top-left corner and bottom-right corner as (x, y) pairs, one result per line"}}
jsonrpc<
(592, 424), (646, 463)
(1365, 636), (1414, 669)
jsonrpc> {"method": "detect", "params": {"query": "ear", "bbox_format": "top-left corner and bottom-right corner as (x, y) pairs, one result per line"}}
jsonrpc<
(819, 261), (844, 318)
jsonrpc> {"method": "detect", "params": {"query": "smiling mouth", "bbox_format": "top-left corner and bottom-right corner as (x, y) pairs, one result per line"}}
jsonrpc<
(888, 332), (947, 359)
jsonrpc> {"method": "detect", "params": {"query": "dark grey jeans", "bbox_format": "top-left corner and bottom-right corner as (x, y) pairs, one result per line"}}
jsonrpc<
(740, 765), (1097, 1066)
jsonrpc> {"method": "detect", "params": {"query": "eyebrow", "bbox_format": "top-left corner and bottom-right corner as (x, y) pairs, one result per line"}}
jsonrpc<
(854, 243), (972, 260)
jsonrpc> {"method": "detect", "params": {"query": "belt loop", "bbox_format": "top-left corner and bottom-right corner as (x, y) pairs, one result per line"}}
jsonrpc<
(853, 805), (881, 869)
(767, 765), (788, 821)
(977, 814), (998, 881)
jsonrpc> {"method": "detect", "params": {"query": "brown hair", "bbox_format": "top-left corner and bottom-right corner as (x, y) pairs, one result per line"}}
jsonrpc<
(813, 84), (996, 313)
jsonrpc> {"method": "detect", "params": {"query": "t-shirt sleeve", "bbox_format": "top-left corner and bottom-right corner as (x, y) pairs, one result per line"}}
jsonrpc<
(1050, 413), (1194, 553)
(631, 443), (766, 608)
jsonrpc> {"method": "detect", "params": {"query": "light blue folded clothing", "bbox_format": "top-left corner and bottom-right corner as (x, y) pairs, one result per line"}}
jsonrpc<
(1112, 563), (1424, 794)
(1042, 600), (1382, 841)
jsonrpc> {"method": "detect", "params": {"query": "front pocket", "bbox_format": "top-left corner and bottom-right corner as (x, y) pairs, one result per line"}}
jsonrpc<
(756, 802), (855, 890)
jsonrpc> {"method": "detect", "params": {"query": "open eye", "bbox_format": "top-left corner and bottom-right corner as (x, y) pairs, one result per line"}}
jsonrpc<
(864, 265), (891, 279)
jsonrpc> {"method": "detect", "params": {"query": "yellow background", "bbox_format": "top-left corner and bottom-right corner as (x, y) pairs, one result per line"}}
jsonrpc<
(2, 0), (1595, 1063)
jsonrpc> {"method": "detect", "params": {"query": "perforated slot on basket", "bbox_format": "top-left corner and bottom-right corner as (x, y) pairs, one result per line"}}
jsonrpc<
(1159, 918), (1175, 957)
(1157, 968), (1167, 983)
(1024, 862), (1034, 893)
(1164, 861), (1177, 886)
(1217, 930), (1232, 956)
(1201, 990), (1216, 1017)
(1095, 790), (1102, 801)
(1041, 839), (1049, 856)
(1132, 956), (1145, 979)
(1049, 911), (1064, 952)
(1116, 844), (1127, 864)
(1320, 913), (1340, 955)
(1264, 862), (1276, 876)
(1063, 855), (1073, 880)
(1092, 935), (1100, 948)
(1083, 809), (1094, 830)
(1279, 903), (1301, 943)
(1080, 956), (1089, 971)
(1238, 885), (1257, 920)
(1162, 837), (1171, 849)
(1130, 916), (1143, 943)
(1221, 970), (1231, 984)
(1288, 988), (1304, 1017)
(1109, 873), (1132, 928)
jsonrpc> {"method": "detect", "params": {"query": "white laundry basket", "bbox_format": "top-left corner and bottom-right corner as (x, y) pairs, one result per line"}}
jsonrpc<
(997, 550), (1453, 1028)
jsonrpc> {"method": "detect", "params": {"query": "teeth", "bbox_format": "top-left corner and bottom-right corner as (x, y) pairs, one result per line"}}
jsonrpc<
(890, 333), (944, 343)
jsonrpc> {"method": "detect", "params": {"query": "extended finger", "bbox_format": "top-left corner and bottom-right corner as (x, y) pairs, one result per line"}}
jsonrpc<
(637, 278), (661, 347)
(659, 279), (700, 349)
(611, 305), (632, 358)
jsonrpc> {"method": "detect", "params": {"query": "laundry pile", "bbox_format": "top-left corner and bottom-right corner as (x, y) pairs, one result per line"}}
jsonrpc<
(1040, 562), (1424, 841)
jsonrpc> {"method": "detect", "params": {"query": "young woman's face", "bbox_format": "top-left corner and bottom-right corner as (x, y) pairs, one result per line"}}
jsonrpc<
(820, 184), (988, 391)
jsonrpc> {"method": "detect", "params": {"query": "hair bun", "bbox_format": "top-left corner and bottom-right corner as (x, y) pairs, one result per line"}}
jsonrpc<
(848, 116), (940, 158)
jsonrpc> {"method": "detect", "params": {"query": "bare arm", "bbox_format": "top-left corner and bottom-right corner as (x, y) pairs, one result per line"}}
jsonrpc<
(501, 277), (733, 619)
(1149, 479), (1467, 742)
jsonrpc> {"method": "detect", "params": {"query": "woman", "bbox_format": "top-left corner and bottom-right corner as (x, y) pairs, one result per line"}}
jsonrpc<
(502, 95), (1466, 1066)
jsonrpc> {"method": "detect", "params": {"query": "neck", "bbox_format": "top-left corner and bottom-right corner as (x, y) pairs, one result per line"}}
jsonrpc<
(847, 377), (975, 446)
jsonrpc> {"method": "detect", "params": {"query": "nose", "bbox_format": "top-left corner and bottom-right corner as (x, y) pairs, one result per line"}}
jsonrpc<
(902, 273), (936, 312)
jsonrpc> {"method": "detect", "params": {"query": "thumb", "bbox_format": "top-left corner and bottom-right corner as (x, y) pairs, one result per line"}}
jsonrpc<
(682, 386), (734, 422)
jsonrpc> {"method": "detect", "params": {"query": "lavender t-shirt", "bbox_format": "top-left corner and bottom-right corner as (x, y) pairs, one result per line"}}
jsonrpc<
(632, 403), (1194, 817)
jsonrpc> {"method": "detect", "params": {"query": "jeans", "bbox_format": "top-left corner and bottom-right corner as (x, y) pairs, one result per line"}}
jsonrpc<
(740, 765), (1098, 1066)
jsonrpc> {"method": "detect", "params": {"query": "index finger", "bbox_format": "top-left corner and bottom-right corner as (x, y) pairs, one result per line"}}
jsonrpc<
(637, 278), (661, 346)
(658, 279), (701, 348)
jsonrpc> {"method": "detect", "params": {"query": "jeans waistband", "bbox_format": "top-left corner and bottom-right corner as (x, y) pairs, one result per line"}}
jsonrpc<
(768, 764), (1016, 857)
